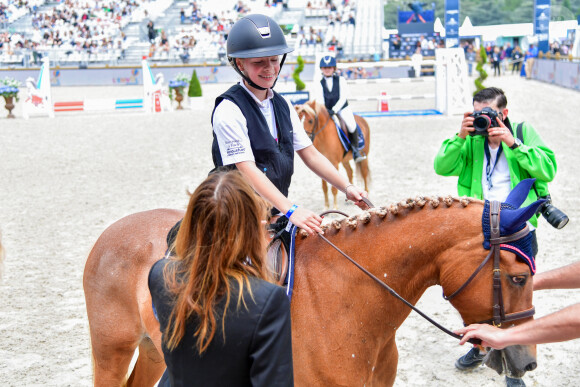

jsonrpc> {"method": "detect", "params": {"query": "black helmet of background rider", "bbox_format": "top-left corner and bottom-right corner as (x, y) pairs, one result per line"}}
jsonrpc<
(227, 14), (293, 91)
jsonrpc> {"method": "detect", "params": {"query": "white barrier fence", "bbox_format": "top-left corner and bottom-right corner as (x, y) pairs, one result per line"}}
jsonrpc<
(334, 49), (470, 115)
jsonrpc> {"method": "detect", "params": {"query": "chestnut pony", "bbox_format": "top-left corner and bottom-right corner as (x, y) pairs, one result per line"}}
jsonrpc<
(84, 179), (544, 386)
(295, 100), (370, 209)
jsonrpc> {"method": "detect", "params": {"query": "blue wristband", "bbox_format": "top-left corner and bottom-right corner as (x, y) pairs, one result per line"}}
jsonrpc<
(285, 204), (298, 219)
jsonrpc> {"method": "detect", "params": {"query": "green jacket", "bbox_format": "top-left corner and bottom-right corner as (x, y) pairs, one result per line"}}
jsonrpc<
(433, 120), (557, 227)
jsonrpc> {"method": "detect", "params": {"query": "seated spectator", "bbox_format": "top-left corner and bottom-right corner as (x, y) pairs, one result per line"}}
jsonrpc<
(348, 13), (355, 25)
(327, 35), (340, 51)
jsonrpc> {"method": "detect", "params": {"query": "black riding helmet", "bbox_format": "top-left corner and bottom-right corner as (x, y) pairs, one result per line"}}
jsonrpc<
(227, 14), (293, 90)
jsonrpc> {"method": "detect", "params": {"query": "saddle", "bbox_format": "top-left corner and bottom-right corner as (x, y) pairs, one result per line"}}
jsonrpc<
(165, 219), (289, 286)
(266, 216), (290, 286)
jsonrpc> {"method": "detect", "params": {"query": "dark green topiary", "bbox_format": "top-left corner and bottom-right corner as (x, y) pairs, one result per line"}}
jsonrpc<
(188, 69), (202, 97)
(474, 46), (488, 95)
(293, 56), (305, 91)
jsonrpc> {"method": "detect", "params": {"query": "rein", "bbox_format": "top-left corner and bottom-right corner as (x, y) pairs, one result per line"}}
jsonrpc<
(316, 200), (535, 346)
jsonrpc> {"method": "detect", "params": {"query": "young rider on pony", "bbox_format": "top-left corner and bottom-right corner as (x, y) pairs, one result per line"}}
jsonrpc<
(311, 55), (366, 163)
(211, 14), (368, 235)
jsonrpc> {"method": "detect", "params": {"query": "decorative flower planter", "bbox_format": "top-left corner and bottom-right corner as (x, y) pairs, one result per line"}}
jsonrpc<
(4, 96), (15, 118)
(173, 88), (184, 110)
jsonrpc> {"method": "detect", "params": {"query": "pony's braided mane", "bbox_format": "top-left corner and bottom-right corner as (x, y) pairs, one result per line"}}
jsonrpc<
(297, 195), (477, 238)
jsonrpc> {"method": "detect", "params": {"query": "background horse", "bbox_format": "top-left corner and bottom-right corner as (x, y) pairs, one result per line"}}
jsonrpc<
(295, 100), (370, 209)
(84, 191), (540, 386)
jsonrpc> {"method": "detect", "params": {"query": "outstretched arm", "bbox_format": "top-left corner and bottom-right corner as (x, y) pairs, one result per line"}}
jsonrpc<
(534, 260), (580, 290)
(456, 303), (580, 349)
(236, 160), (323, 235)
(297, 145), (368, 209)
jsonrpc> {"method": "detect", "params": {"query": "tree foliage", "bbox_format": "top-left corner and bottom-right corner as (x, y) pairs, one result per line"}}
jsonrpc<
(384, 0), (580, 29)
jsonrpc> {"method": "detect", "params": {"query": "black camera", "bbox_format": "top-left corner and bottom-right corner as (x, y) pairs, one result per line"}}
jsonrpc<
(537, 195), (569, 229)
(469, 107), (501, 136)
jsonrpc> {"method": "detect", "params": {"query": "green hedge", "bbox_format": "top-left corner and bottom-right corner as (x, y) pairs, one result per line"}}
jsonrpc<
(293, 56), (305, 91)
(474, 46), (488, 95)
(188, 70), (202, 97)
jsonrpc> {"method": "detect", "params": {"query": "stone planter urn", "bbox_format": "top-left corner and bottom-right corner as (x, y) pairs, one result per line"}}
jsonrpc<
(173, 88), (184, 110)
(3, 96), (15, 118)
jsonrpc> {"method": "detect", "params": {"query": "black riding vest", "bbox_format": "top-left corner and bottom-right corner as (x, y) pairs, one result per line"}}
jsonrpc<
(211, 85), (295, 197)
(321, 74), (348, 111)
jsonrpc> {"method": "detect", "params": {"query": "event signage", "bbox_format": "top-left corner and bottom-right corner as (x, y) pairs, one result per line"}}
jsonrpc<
(444, 0), (460, 48)
(280, 91), (310, 105)
(534, 0), (551, 53)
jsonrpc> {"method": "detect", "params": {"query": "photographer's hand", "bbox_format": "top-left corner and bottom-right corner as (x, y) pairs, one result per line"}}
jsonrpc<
(488, 117), (516, 147)
(458, 112), (475, 139)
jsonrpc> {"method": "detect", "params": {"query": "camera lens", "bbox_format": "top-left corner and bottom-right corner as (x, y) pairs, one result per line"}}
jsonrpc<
(541, 204), (569, 229)
(473, 115), (491, 130)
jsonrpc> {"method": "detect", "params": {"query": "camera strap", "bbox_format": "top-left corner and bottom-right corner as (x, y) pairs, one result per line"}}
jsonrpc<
(484, 138), (504, 190)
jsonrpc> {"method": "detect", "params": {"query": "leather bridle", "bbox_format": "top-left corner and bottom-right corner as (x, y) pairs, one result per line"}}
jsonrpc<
(317, 199), (535, 345)
(443, 200), (536, 327)
(299, 106), (329, 142)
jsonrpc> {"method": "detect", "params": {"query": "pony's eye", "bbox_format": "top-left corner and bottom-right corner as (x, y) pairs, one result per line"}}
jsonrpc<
(308, 119), (313, 124)
(510, 275), (527, 286)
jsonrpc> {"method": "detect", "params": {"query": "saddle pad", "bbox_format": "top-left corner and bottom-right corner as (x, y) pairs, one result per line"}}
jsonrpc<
(285, 224), (298, 300)
(335, 119), (365, 153)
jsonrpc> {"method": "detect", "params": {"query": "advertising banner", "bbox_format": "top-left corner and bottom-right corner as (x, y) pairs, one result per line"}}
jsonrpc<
(445, 0), (460, 48)
(534, 0), (551, 53)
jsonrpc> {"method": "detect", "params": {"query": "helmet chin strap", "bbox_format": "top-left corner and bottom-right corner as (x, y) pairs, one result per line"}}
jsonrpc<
(230, 54), (287, 91)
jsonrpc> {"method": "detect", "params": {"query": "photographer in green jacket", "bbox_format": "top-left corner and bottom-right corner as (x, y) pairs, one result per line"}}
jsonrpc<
(433, 87), (561, 387)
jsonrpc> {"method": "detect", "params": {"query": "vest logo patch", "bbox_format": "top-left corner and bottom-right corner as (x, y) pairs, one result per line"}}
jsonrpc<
(226, 139), (245, 157)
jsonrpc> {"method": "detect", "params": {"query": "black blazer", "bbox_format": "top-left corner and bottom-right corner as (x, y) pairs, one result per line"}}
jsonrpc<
(149, 259), (293, 387)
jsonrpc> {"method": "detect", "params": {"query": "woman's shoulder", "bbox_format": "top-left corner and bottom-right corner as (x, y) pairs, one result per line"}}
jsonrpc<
(245, 277), (289, 305)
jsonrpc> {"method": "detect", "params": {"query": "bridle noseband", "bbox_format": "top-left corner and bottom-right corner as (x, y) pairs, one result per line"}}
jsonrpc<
(317, 199), (535, 345)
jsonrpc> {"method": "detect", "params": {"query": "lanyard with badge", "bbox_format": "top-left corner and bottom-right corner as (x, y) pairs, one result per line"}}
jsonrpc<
(484, 138), (503, 190)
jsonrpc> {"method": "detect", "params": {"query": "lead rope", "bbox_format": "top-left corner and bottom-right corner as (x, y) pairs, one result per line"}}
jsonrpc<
(316, 198), (482, 345)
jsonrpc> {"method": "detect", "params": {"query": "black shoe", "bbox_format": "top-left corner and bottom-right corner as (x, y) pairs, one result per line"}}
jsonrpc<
(455, 347), (485, 370)
(352, 148), (366, 163)
(505, 376), (526, 387)
(348, 131), (366, 163)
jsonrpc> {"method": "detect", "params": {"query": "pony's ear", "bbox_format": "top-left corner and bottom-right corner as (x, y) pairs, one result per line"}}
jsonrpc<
(500, 198), (546, 234)
(504, 179), (536, 208)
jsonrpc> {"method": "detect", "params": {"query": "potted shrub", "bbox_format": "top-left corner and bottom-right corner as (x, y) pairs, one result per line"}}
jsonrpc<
(0, 77), (21, 118)
(474, 46), (488, 95)
(168, 73), (189, 110)
(188, 69), (204, 109)
(293, 56), (305, 91)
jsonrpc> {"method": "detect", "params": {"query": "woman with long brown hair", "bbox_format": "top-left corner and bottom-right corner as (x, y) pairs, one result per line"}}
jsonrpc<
(148, 170), (293, 386)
